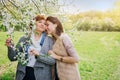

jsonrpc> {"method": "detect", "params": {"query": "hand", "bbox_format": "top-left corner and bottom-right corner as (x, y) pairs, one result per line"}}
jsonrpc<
(30, 49), (40, 56)
(48, 50), (59, 59)
(48, 50), (54, 55)
(5, 37), (14, 47)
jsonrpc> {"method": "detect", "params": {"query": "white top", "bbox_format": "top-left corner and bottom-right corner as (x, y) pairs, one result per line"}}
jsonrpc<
(27, 33), (42, 67)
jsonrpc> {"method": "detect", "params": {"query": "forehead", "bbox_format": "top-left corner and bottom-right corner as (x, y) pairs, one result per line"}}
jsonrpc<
(46, 21), (52, 24)
(37, 20), (45, 23)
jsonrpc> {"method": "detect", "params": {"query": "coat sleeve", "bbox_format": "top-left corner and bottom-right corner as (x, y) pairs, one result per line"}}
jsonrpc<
(7, 36), (25, 61)
(62, 34), (80, 61)
(36, 55), (55, 66)
(36, 36), (56, 66)
(7, 46), (17, 61)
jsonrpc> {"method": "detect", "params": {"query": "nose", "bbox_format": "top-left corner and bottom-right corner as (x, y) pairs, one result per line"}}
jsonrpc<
(41, 23), (46, 27)
(46, 26), (48, 30)
(41, 23), (44, 26)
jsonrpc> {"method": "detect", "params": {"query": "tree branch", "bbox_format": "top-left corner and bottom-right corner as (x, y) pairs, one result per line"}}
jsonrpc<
(1, 0), (17, 19)
(8, 0), (19, 9)
(31, 0), (41, 13)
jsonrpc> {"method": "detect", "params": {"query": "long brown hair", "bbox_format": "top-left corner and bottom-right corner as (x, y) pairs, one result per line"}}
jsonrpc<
(46, 16), (64, 36)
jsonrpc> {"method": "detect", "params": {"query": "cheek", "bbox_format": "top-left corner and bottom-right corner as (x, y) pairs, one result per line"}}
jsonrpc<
(47, 25), (51, 30)
(49, 26), (54, 31)
(53, 27), (56, 31)
(42, 26), (46, 30)
(39, 25), (45, 30)
(36, 23), (39, 28)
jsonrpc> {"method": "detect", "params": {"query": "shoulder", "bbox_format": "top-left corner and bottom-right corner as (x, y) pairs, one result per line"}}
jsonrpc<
(43, 35), (54, 45)
(41, 35), (54, 50)
(45, 35), (53, 42)
(61, 33), (71, 41)
(18, 36), (27, 42)
(46, 35), (53, 40)
(60, 33), (73, 48)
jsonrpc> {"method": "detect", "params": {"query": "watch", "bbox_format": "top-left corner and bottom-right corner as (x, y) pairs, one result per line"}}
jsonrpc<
(60, 57), (63, 62)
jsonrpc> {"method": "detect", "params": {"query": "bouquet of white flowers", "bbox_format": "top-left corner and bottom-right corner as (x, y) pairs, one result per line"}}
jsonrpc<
(14, 40), (32, 66)
(6, 25), (33, 66)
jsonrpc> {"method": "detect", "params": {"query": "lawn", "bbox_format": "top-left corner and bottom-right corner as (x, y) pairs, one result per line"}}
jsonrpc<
(0, 31), (120, 80)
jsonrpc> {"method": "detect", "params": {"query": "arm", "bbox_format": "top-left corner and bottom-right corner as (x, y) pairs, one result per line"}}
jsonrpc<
(31, 36), (56, 65)
(7, 46), (17, 61)
(49, 50), (78, 64)
(5, 37), (16, 61)
(49, 34), (79, 64)
(36, 54), (55, 66)
(7, 36), (26, 61)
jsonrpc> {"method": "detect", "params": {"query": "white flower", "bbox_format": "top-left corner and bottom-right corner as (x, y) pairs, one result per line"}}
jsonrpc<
(7, 27), (14, 35)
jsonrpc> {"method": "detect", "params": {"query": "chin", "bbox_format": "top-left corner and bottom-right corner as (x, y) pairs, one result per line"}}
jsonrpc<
(47, 31), (52, 34)
(39, 29), (45, 32)
(47, 32), (51, 34)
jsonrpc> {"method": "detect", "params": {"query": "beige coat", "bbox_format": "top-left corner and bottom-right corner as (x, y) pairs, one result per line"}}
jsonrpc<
(53, 33), (81, 80)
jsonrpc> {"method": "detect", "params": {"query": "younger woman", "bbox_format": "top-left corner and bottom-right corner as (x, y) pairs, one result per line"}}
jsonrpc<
(46, 16), (81, 80)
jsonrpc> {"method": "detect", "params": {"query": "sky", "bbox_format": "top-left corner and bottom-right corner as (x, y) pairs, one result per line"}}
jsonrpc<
(59, 0), (119, 14)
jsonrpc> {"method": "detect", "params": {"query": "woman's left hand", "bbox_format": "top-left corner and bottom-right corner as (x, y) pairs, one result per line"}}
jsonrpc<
(48, 50), (59, 59)
(30, 49), (40, 56)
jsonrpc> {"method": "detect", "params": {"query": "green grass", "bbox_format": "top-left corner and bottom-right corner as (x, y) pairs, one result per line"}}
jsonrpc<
(0, 32), (23, 65)
(69, 31), (120, 80)
(0, 32), (23, 80)
(0, 31), (120, 80)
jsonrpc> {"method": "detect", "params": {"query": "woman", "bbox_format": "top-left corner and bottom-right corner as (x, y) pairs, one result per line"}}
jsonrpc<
(5, 14), (55, 80)
(46, 16), (81, 80)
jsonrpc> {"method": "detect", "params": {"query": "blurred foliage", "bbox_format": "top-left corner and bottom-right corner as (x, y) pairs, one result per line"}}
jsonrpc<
(69, 1), (120, 31)
(0, 0), (120, 31)
(0, 0), (63, 31)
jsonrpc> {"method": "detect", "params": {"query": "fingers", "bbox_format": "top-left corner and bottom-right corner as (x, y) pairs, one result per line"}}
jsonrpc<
(5, 38), (13, 47)
(49, 52), (57, 59)
(48, 50), (53, 55)
(29, 49), (35, 55)
(29, 49), (39, 56)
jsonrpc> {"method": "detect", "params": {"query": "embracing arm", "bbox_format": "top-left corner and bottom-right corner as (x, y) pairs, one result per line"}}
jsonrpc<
(50, 34), (80, 64)
(36, 54), (55, 66)
(49, 50), (79, 64)
(31, 36), (56, 66)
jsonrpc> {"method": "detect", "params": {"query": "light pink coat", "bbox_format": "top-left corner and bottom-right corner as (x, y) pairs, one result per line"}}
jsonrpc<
(53, 33), (81, 80)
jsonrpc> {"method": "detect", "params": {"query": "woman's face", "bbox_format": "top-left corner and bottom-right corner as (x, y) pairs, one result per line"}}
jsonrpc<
(35, 20), (46, 32)
(46, 21), (57, 34)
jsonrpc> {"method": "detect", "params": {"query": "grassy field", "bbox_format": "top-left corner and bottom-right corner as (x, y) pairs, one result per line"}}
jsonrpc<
(0, 31), (120, 80)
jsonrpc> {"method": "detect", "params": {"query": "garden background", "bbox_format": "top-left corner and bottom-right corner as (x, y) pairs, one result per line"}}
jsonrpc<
(0, 0), (120, 80)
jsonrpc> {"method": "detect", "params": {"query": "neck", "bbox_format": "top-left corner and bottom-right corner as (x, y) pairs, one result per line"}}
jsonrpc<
(34, 30), (42, 37)
(52, 32), (59, 40)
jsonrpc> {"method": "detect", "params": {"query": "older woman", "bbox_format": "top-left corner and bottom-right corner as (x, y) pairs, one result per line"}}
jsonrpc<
(5, 14), (55, 80)
(46, 16), (81, 80)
